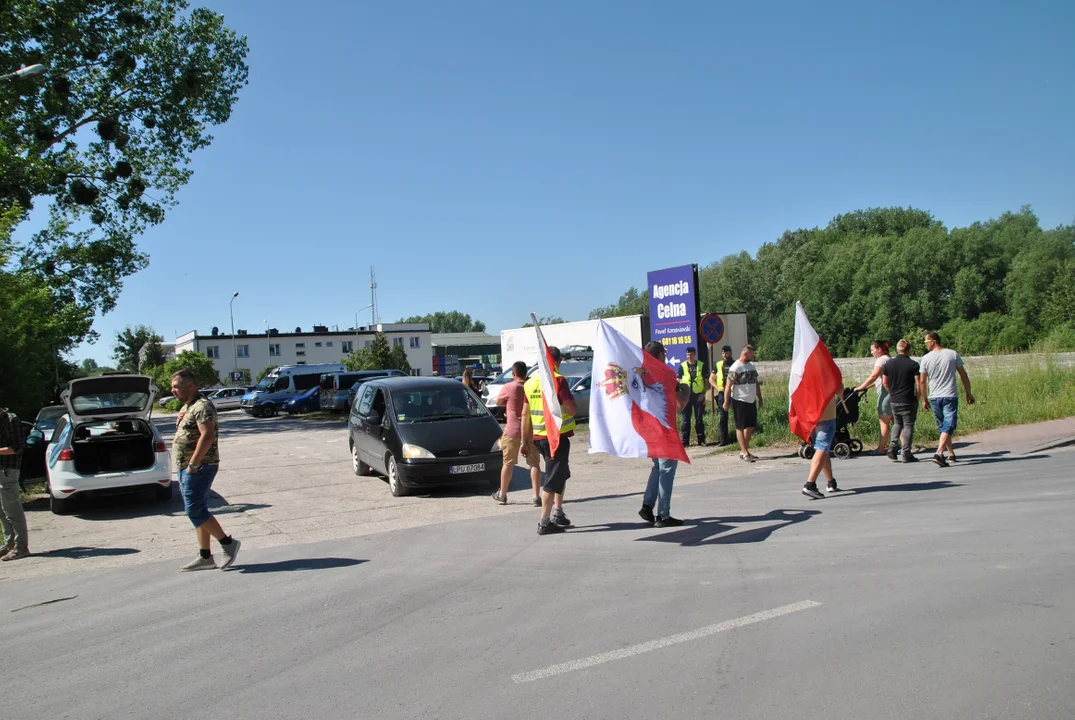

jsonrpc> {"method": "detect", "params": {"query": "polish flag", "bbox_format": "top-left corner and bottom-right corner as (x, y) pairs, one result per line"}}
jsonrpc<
(788, 301), (843, 442)
(588, 321), (689, 463)
(531, 313), (563, 457)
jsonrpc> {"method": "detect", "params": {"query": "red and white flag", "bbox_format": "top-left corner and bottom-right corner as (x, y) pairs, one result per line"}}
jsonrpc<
(588, 321), (689, 463)
(788, 301), (843, 442)
(531, 313), (563, 457)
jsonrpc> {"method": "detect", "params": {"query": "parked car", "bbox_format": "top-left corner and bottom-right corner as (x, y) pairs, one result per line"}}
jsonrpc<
(283, 386), (321, 414)
(346, 369), (408, 408)
(45, 375), (173, 515)
(481, 360), (592, 420)
(565, 372), (592, 420)
(348, 377), (503, 497)
(207, 387), (246, 411)
(18, 420), (48, 485)
(33, 405), (68, 443)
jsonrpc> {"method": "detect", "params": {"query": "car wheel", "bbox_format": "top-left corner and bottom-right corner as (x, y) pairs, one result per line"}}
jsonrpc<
(155, 483), (174, 502)
(387, 455), (407, 497)
(262, 404), (277, 417)
(351, 442), (370, 476)
(50, 492), (73, 515)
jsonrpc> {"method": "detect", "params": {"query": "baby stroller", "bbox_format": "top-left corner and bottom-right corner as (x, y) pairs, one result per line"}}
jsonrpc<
(797, 388), (867, 460)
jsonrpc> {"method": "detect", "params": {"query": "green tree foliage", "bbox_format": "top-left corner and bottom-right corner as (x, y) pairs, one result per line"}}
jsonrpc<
(145, 349), (218, 393)
(343, 348), (378, 371)
(80, 358), (98, 373)
(589, 287), (648, 319)
(399, 311), (486, 333)
(522, 315), (565, 328)
(369, 332), (392, 369)
(598, 207), (1075, 359)
(255, 365), (277, 382)
(388, 344), (412, 374)
(112, 323), (164, 371)
(2, 0), (249, 319)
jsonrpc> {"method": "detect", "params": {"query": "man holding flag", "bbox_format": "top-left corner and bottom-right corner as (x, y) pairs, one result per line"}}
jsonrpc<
(787, 302), (844, 498)
(523, 331), (577, 535)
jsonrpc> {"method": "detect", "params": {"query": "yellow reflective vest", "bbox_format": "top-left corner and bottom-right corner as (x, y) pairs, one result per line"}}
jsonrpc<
(680, 361), (706, 394)
(524, 372), (576, 437)
(712, 362), (729, 391)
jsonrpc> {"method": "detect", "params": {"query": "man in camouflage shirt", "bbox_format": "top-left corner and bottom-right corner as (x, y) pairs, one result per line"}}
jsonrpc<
(0, 405), (29, 561)
(171, 369), (240, 571)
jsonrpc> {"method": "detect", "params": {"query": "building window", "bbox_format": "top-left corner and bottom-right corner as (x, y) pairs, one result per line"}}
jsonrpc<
(297, 361), (306, 365)
(410, 336), (421, 349)
(364, 341), (371, 349)
(326, 341), (333, 347)
(342, 341), (353, 353)
(237, 345), (250, 358)
(296, 350), (306, 357)
(205, 346), (219, 359)
(296, 342), (305, 349)
(393, 337), (403, 347)
(411, 368), (421, 376)
(269, 343), (281, 357)
(315, 342), (322, 347)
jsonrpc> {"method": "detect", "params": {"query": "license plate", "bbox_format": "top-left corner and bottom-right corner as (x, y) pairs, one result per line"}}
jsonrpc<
(449, 463), (485, 474)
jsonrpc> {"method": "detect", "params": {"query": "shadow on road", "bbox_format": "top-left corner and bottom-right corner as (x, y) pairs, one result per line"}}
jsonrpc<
(952, 452), (1050, 466)
(40, 546), (140, 559)
(847, 480), (963, 495)
(236, 557), (367, 574)
(69, 490), (271, 521)
(572, 509), (821, 546)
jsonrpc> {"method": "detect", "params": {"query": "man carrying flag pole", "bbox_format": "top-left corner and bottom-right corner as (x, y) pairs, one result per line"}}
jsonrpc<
(788, 302), (844, 499)
(523, 315), (577, 535)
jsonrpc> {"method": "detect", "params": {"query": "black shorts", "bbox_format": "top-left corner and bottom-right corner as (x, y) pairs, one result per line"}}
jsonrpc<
(732, 399), (757, 429)
(534, 437), (571, 494)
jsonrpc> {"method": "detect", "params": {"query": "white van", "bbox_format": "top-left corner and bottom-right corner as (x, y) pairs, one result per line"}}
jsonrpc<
(241, 363), (346, 417)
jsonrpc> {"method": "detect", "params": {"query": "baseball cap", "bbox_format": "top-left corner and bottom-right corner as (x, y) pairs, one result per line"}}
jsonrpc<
(721, 345), (732, 352)
(686, 346), (697, 353)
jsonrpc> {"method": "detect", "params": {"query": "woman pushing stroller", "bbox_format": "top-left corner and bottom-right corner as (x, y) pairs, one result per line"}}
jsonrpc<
(854, 340), (894, 455)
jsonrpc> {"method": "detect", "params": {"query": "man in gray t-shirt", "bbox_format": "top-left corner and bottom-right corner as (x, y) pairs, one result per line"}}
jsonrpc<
(920, 332), (975, 467)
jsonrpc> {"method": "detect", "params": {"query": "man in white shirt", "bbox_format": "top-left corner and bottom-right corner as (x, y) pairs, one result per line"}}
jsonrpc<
(722, 345), (763, 462)
(920, 332), (975, 467)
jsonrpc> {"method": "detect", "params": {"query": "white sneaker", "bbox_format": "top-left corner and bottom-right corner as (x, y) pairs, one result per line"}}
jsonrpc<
(181, 555), (217, 571)
(218, 538), (241, 570)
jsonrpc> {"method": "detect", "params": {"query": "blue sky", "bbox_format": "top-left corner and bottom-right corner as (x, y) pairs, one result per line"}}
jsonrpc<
(67, 0), (1074, 363)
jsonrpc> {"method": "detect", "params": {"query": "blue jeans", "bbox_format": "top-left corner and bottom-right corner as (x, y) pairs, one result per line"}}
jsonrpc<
(930, 397), (958, 435)
(644, 458), (678, 518)
(811, 419), (837, 454)
(178, 464), (219, 528)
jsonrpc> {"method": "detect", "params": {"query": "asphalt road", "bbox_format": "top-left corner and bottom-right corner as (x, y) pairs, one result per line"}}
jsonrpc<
(4, 442), (1073, 719)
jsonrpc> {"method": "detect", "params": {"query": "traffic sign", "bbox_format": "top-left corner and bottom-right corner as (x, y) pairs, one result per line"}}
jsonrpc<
(699, 314), (725, 344)
(230, 371), (244, 382)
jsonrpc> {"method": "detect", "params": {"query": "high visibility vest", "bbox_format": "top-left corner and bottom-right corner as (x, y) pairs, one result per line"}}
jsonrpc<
(713, 362), (728, 391)
(524, 373), (576, 437)
(680, 361), (706, 394)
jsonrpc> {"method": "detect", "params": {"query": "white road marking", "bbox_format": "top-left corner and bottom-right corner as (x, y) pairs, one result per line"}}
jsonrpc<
(511, 600), (821, 684)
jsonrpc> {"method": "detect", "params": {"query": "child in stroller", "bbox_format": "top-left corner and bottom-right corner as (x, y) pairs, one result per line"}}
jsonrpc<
(797, 388), (867, 460)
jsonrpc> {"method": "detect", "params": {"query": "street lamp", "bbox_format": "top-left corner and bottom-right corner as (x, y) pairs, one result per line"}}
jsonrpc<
(229, 291), (239, 377)
(354, 304), (373, 349)
(0, 64), (46, 82)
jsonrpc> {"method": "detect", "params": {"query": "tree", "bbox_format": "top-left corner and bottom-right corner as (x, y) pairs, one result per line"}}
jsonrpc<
(522, 315), (565, 328)
(370, 331), (392, 369)
(2, 0), (249, 322)
(399, 311), (486, 333)
(387, 344), (411, 374)
(255, 365), (277, 382)
(589, 287), (648, 319)
(146, 349), (218, 393)
(80, 358), (98, 373)
(343, 348), (378, 371)
(112, 324), (164, 371)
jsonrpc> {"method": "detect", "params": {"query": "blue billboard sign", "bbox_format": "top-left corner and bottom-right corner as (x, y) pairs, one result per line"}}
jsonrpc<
(647, 264), (701, 368)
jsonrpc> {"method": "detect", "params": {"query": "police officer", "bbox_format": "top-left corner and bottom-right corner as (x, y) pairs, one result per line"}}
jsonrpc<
(678, 346), (707, 447)
(709, 345), (734, 446)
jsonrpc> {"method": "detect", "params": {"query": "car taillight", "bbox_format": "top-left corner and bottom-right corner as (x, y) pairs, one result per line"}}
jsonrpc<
(58, 448), (73, 461)
(155, 440), (168, 453)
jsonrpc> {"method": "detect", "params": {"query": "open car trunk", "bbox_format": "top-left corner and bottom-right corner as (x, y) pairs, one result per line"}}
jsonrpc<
(72, 419), (156, 475)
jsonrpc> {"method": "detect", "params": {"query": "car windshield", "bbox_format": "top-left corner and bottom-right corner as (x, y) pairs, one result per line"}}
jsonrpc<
(35, 406), (66, 430)
(255, 376), (276, 391)
(491, 369), (514, 384)
(392, 385), (487, 422)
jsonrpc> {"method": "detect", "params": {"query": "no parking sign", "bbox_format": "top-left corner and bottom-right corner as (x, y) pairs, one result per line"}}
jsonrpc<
(699, 314), (724, 345)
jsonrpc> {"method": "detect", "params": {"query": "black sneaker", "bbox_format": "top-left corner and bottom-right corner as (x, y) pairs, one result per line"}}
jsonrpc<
(886, 449), (898, 461)
(826, 481), (841, 493)
(654, 515), (683, 528)
(903, 453), (920, 463)
(638, 504), (655, 524)
(551, 512), (572, 528)
(801, 483), (825, 500)
(933, 454), (949, 468)
(537, 522), (566, 535)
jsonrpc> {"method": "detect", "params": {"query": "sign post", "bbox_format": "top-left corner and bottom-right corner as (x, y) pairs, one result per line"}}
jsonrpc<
(699, 313), (725, 415)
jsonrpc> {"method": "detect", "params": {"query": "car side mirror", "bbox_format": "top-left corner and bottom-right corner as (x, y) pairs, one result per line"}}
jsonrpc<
(367, 411), (382, 425)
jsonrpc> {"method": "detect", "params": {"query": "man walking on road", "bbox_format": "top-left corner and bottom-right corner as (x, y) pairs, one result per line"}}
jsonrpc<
(493, 361), (542, 506)
(920, 332), (975, 467)
(883, 339), (926, 463)
(0, 405), (30, 561)
(171, 370), (241, 571)
(523, 347), (577, 535)
(802, 394), (840, 498)
(723, 345), (763, 462)
(640, 342), (692, 527)
(678, 346), (707, 447)
(709, 345), (735, 446)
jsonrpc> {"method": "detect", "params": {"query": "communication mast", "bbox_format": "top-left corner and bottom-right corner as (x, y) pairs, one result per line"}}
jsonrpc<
(370, 266), (379, 325)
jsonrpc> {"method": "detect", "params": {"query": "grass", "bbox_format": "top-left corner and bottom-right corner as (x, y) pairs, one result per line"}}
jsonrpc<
(20, 480), (46, 503)
(687, 356), (1075, 451)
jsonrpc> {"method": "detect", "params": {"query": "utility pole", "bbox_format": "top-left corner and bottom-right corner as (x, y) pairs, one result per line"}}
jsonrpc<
(370, 266), (379, 326)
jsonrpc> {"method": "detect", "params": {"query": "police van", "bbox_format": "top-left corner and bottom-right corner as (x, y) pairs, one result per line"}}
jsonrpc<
(241, 363), (346, 417)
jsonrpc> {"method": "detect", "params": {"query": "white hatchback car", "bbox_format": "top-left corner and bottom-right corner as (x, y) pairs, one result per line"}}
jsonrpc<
(45, 375), (173, 515)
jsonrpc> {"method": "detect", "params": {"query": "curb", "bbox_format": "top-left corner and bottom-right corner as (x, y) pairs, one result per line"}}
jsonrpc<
(1022, 436), (1075, 455)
